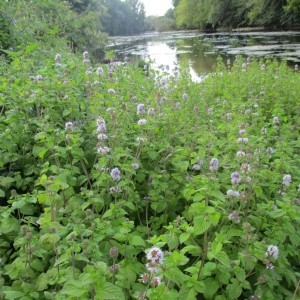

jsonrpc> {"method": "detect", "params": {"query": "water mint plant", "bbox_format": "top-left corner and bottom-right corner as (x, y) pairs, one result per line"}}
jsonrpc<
(0, 42), (299, 300)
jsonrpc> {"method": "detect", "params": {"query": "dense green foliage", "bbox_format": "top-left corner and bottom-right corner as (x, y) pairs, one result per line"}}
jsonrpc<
(102, 0), (146, 36)
(0, 36), (300, 299)
(0, 0), (147, 60)
(172, 0), (300, 30)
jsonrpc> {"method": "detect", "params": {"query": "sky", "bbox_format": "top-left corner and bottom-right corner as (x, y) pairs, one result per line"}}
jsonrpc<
(141, 0), (173, 16)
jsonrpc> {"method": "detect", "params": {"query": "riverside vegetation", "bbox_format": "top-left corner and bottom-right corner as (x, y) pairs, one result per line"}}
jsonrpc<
(0, 43), (300, 300)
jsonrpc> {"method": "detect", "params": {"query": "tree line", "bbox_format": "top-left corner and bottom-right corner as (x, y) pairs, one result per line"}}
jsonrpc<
(2, 0), (300, 61)
(0, 0), (146, 60)
(172, 0), (300, 31)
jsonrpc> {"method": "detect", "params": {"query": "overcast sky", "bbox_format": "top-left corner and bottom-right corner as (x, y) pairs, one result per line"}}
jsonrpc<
(141, 0), (173, 16)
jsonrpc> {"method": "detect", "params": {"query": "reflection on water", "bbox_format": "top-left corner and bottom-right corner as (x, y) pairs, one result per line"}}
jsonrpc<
(109, 31), (300, 80)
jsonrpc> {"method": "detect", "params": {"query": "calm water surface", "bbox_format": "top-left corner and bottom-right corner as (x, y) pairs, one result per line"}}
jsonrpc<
(108, 31), (300, 80)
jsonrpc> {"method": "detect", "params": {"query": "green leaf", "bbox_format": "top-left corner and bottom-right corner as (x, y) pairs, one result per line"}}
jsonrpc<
(178, 287), (197, 300)
(95, 282), (125, 300)
(194, 215), (211, 235)
(200, 262), (217, 277)
(203, 277), (219, 298)
(226, 281), (242, 299)
(129, 235), (146, 247)
(31, 259), (45, 272)
(167, 233), (179, 250)
(0, 217), (19, 234)
(267, 209), (286, 218)
(3, 290), (25, 299)
(0, 176), (15, 188)
(0, 49), (22, 57)
(0, 188), (5, 197)
(179, 232), (190, 244)
(169, 251), (189, 266)
(36, 273), (49, 291)
(164, 267), (187, 286)
(32, 145), (48, 159)
(25, 43), (39, 53)
(181, 245), (201, 256)
(214, 251), (230, 268)
(61, 281), (88, 297)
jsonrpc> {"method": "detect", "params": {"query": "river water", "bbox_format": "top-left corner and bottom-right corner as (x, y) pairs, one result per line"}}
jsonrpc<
(108, 31), (300, 80)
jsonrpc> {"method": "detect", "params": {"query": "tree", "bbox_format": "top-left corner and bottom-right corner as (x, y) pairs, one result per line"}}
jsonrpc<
(102, 0), (146, 35)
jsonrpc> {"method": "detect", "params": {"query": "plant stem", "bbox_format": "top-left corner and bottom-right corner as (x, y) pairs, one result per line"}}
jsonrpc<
(292, 278), (300, 300)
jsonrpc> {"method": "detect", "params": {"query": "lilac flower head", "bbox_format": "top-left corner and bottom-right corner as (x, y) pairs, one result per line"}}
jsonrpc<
(148, 108), (155, 115)
(131, 163), (139, 170)
(241, 163), (251, 173)
(108, 88), (116, 94)
(273, 116), (280, 125)
(237, 151), (246, 157)
(83, 51), (89, 59)
(151, 276), (162, 287)
(55, 53), (61, 62)
(97, 123), (106, 133)
(228, 211), (240, 223)
(265, 245), (279, 259)
(261, 128), (267, 135)
(192, 160), (204, 171)
(36, 75), (43, 81)
(209, 158), (219, 172)
(231, 171), (241, 184)
(110, 168), (121, 181)
(96, 67), (104, 76)
(237, 137), (248, 144)
(97, 146), (110, 155)
(138, 119), (147, 125)
(97, 133), (108, 140)
(146, 247), (164, 264)
(137, 104), (146, 115)
(182, 93), (188, 100)
(160, 77), (167, 86)
(227, 189), (240, 197)
(282, 174), (292, 187)
(136, 137), (147, 143)
(109, 186), (122, 193)
(65, 122), (74, 131)
(226, 112), (232, 120)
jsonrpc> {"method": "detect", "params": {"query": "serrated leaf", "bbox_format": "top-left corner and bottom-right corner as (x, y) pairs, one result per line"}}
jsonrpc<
(267, 209), (286, 218)
(214, 251), (230, 268)
(0, 176), (15, 188)
(3, 290), (25, 299)
(0, 217), (19, 234)
(200, 262), (217, 277)
(129, 235), (146, 247)
(167, 234), (179, 250)
(95, 282), (125, 300)
(40, 233), (60, 246)
(31, 259), (45, 272)
(32, 146), (48, 159)
(194, 215), (211, 235)
(61, 281), (88, 297)
(164, 267), (187, 286)
(36, 273), (49, 291)
(226, 282), (242, 299)
(169, 251), (189, 266)
(179, 232), (190, 244)
(182, 245), (201, 256)
(203, 277), (219, 298)
(178, 287), (197, 300)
